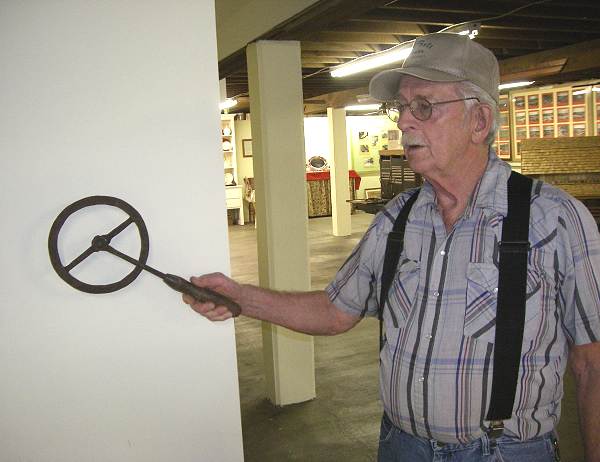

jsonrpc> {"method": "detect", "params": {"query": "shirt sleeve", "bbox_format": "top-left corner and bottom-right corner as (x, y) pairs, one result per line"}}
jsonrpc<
(558, 197), (600, 345)
(325, 216), (383, 318)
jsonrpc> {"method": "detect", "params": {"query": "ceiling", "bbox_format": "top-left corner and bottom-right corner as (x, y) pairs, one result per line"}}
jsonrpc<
(219, 0), (600, 114)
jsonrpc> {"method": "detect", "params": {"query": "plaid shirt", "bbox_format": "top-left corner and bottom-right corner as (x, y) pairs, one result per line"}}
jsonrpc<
(327, 151), (600, 444)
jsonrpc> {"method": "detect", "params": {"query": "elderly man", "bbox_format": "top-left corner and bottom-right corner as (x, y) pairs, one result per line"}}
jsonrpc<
(185, 33), (600, 461)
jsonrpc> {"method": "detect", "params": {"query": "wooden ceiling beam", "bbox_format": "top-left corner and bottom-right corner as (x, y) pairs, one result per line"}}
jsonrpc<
(305, 86), (371, 108)
(362, 9), (600, 34)
(324, 21), (600, 46)
(477, 28), (599, 43)
(499, 38), (600, 83)
(302, 57), (346, 64)
(303, 103), (328, 115)
(301, 41), (377, 52)
(476, 38), (571, 51)
(380, 0), (600, 21)
(328, 20), (424, 35)
(301, 63), (335, 69)
(309, 31), (402, 44)
(302, 50), (362, 59)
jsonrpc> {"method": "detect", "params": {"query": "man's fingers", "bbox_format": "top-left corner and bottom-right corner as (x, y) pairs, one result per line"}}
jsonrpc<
(182, 293), (195, 305)
(183, 273), (237, 321)
(211, 306), (233, 321)
(185, 298), (233, 321)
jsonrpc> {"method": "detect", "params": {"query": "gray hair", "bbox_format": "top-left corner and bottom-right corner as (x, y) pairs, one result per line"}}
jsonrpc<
(455, 81), (499, 146)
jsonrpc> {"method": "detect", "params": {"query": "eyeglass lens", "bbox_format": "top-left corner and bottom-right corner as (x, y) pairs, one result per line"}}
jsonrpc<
(386, 96), (432, 122)
(385, 96), (479, 123)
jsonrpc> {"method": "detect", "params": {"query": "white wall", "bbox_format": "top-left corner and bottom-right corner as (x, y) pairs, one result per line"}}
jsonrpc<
(304, 117), (331, 163)
(0, 2), (243, 461)
(235, 118), (254, 182)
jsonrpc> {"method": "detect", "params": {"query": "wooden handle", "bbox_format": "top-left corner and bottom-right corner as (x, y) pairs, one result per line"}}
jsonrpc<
(163, 274), (242, 317)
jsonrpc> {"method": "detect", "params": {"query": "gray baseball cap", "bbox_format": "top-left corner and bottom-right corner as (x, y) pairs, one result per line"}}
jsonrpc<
(369, 33), (500, 103)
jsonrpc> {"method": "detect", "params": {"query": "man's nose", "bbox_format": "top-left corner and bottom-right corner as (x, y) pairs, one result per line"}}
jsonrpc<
(396, 106), (419, 131)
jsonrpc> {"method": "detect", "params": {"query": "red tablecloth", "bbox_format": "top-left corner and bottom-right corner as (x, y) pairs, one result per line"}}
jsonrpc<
(305, 170), (361, 189)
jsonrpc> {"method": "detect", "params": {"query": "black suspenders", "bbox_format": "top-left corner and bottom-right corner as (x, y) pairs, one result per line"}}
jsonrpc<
(379, 189), (420, 350)
(379, 171), (533, 432)
(485, 171), (532, 434)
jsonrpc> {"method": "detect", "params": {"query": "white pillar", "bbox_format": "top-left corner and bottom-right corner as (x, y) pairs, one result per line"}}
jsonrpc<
(246, 40), (316, 405)
(328, 107), (352, 236)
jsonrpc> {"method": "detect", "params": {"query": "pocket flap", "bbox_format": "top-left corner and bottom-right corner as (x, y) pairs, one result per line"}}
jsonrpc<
(467, 263), (498, 291)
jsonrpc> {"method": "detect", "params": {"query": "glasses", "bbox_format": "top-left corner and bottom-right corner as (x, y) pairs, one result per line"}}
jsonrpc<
(384, 96), (480, 122)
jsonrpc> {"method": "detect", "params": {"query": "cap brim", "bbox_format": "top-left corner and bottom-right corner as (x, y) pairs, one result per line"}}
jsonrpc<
(369, 68), (465, 101)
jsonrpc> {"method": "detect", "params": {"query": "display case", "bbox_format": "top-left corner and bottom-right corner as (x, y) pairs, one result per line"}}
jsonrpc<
(493, 94), (511, 159)
(511, 84), (593, 159)
(221, 114), (237, 186)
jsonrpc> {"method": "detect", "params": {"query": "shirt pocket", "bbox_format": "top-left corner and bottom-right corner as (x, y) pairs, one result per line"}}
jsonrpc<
(464, 262), (549, 344)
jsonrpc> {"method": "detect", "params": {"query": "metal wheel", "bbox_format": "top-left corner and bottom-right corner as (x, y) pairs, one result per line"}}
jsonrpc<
(48, 196), (149, 294)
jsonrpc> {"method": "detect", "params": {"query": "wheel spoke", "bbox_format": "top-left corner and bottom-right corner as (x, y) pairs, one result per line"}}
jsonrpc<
(104, 245), (164, 279)
(105, 216), (135, 240)
(64, 246), (95, 272)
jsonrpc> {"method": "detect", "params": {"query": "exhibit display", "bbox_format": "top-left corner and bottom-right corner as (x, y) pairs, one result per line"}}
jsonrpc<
(48, 195), (241, 315)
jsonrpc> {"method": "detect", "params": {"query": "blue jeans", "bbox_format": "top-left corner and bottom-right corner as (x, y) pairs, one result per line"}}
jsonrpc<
(377, 414), (560, 462)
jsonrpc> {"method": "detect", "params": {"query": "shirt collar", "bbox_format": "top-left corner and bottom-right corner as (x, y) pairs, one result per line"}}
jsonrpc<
(413, 148), (512, 218)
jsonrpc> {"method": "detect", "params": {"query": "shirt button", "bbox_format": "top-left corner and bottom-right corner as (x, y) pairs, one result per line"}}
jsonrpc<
(425, 334), (433, 340)
(418, 376), (425, 382)
(440, 250), (446, 256)
(493, 287), (499, 294)
(433, 291), (440, 297)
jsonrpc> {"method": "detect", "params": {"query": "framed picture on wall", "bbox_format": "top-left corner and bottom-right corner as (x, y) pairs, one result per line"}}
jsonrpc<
(242, 139), (253, 157)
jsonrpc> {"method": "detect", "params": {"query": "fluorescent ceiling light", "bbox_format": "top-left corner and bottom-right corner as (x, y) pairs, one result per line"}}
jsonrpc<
(498, 81), (535, 90)
(219, 98), (238, 111)
(330, 43), (413, 78)
(331, 24), (480, 79)
(345, 104), (381, 111)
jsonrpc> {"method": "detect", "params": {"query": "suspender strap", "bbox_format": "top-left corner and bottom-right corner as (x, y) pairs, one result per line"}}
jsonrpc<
(379, 189), (420, 350)
(485, 171), (533, 422)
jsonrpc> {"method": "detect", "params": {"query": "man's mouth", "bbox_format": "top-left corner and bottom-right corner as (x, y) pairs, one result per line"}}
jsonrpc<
(403, 143), (427, 151)
(401, 135), (427, 152)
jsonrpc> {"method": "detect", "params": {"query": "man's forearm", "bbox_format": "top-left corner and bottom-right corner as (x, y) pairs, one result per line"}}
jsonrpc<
(239, 285), (359, 336)
(571, 343), (600, 462)
(575, 369), (600, 462)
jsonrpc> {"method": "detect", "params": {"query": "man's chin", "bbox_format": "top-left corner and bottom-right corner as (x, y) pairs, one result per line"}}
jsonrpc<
(405, 151), (428, 174)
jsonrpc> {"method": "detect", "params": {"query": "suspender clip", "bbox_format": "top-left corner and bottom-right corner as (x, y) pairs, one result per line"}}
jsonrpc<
(485, 420), (505, 440)
(498, 240), (530, 254)
(387, 230), (405, 243)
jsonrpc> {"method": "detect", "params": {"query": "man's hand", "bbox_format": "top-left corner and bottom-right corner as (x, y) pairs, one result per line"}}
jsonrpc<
(182, 272), (242, 321)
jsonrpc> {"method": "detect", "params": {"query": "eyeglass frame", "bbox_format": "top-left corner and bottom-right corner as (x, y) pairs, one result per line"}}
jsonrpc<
(383, 96), (480, 122)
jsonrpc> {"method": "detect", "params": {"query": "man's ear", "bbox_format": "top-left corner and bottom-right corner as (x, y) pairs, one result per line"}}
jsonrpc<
(471, 104), (493, 144)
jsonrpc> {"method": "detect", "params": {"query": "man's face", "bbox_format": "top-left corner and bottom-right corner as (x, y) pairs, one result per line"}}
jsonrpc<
(395, 76), (474, 181)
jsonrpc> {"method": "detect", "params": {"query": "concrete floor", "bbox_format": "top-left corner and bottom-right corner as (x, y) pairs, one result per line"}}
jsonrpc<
(228, 212), (585, 462)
